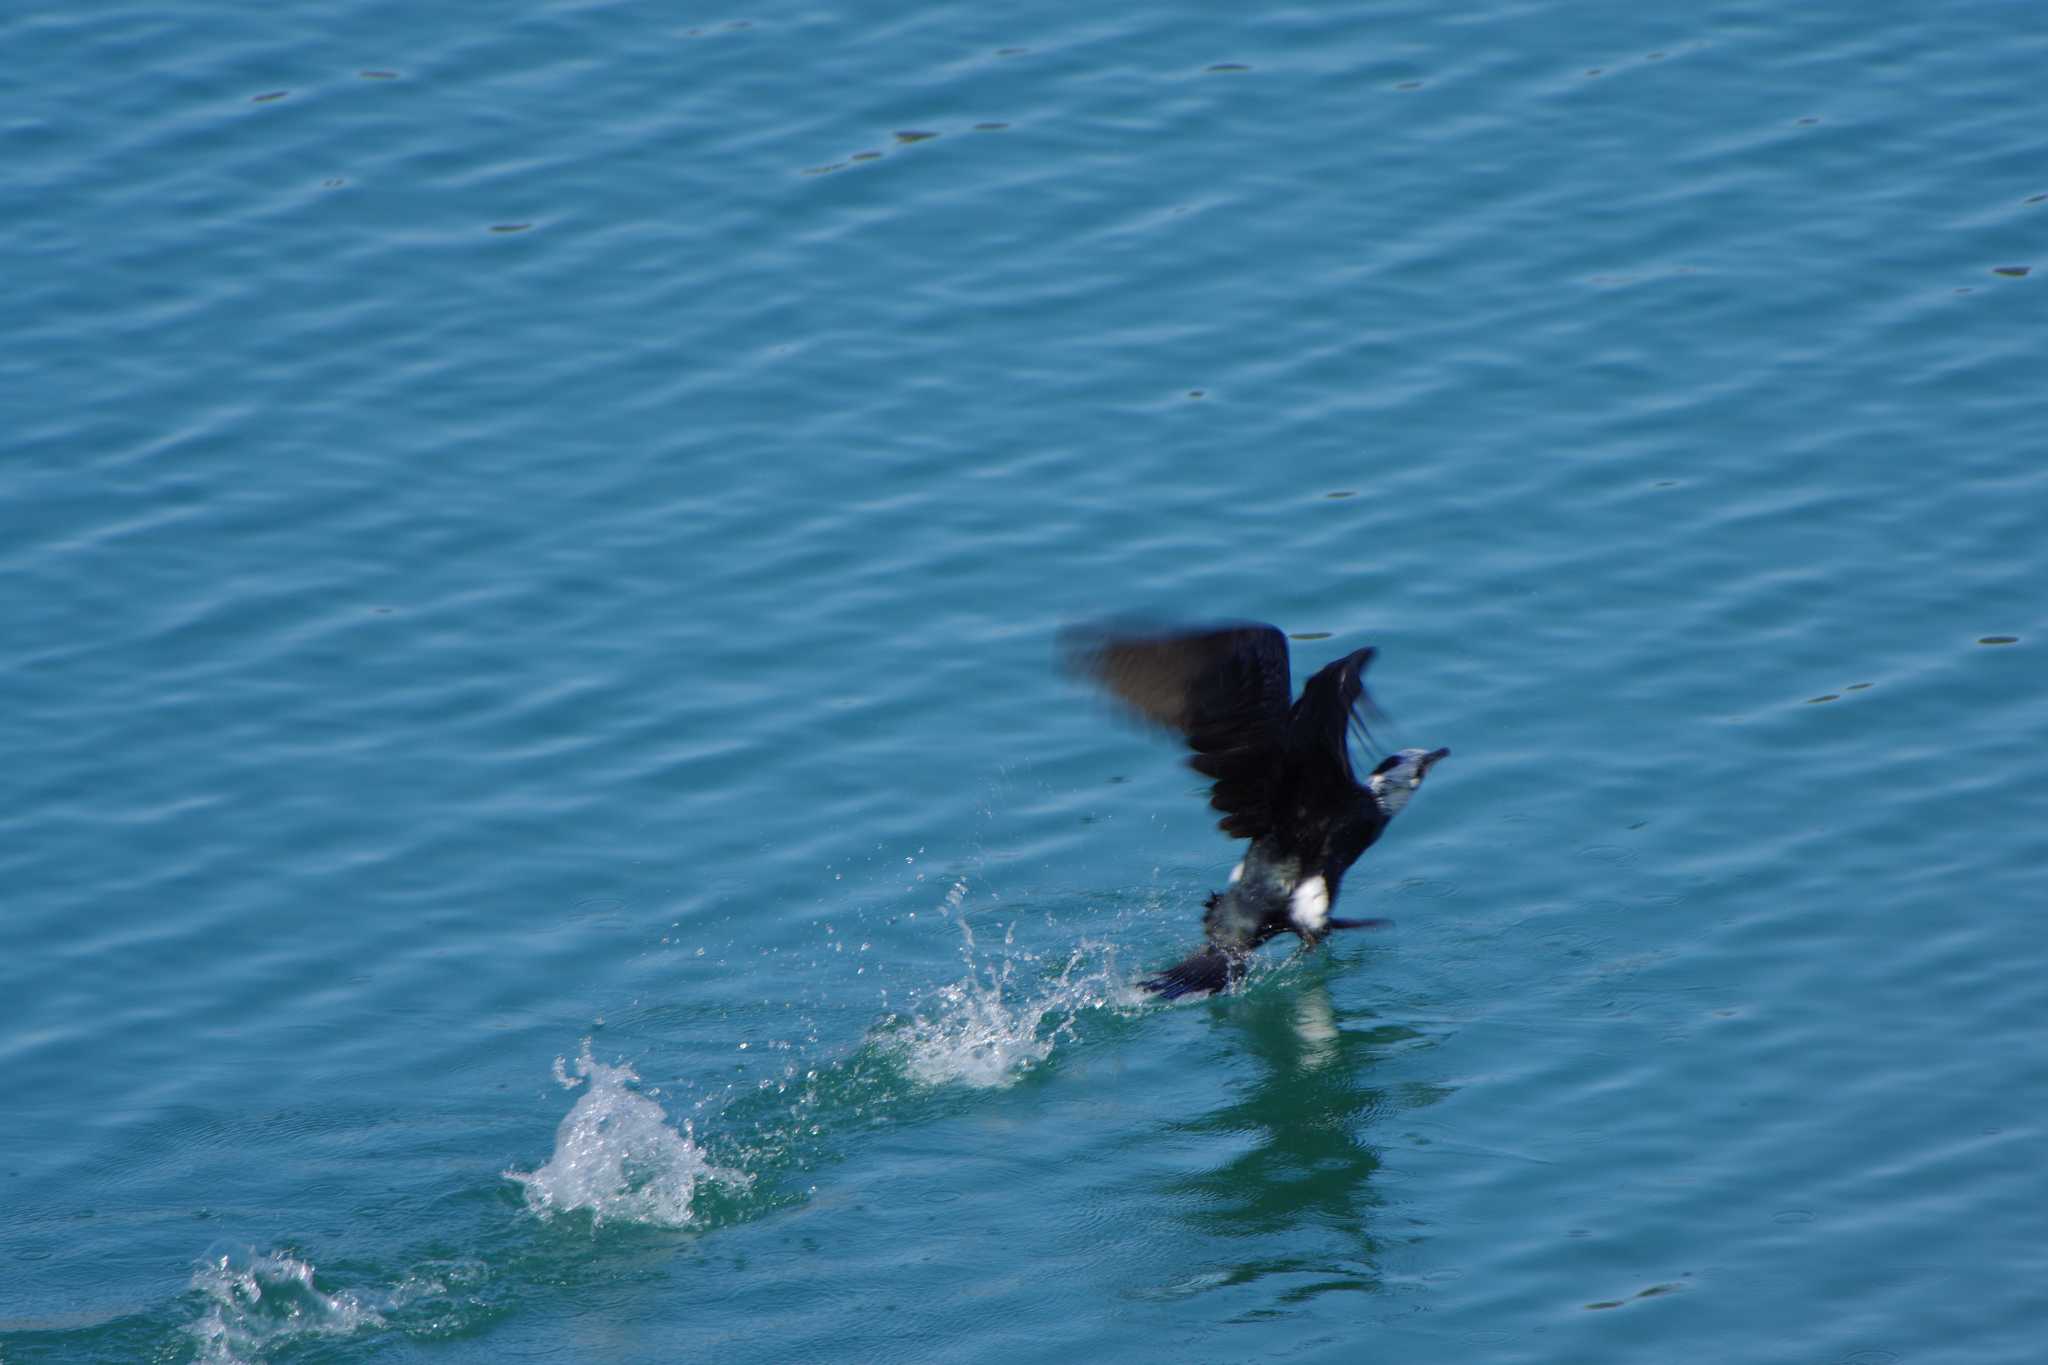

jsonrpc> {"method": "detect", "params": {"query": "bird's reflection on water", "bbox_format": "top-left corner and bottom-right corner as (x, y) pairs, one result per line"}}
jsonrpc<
(1159, 966), (1443, 1309)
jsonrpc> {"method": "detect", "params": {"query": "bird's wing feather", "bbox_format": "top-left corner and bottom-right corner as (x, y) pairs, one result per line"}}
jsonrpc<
(1287, 647), (1386, 794)
(1060, 621), (1293, 838)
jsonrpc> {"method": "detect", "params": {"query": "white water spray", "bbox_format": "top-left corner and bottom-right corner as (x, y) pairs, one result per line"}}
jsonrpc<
(888, 912), (1144, 1089)
(505, 1040), (749, 1227)
(185, 1251), (383, 1365)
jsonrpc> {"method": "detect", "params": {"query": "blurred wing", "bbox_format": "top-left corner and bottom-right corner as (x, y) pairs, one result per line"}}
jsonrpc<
(1060, 621), (1293, 839)
(1287, 646), (1386, 793)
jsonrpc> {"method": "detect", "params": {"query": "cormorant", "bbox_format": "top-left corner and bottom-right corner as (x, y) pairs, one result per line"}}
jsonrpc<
(1062, 621), (1449, 998)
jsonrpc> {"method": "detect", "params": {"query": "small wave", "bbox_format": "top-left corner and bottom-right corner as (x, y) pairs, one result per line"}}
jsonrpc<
(185, 1251), (384, 1364)
(885, 918), (1145, 1089)
(505, 1040), (749, 1227)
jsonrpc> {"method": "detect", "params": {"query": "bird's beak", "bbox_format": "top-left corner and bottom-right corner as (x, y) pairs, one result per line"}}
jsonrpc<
(1419, 747), (1451, 774)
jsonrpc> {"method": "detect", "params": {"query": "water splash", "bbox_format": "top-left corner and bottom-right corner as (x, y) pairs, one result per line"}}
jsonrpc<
(505, 1040), (749, 1227)
(179, 1248), (486, 1361)
(887, 917), (1145, 1089)
(185, 1251), (384, 1364)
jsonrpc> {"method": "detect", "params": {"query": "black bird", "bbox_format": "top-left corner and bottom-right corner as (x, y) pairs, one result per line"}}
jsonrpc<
(1062, 621), (1450, 999)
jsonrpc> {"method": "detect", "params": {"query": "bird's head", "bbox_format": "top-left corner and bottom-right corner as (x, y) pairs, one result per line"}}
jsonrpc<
(1366, 747), (1450, 817)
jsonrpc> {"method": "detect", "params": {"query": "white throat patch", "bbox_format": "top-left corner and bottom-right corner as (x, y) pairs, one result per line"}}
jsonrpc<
(1289, 875), (1330, 932)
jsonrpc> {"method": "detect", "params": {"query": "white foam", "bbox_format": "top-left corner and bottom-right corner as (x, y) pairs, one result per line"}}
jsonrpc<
(185, 1251), (384, 1365)
(889, 919), (1142, 1089)
(505, 1040), (749, 1227)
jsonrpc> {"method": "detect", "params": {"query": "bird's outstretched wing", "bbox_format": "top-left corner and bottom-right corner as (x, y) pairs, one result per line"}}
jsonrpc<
(1060, 621), (1293, 839)
(1286, 646), (1387, 800)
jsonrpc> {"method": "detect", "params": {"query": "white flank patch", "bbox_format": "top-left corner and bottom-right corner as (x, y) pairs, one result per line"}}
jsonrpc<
(1289, 875), (1330, 931)
(1228, 861), (1244, 885)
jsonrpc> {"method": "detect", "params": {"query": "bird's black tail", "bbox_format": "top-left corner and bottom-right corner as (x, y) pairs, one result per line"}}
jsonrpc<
(1141, 947), (1242, 1000)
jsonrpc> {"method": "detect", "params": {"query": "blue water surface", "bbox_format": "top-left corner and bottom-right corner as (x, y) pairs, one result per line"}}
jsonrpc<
(4, 1), (2046, 1361)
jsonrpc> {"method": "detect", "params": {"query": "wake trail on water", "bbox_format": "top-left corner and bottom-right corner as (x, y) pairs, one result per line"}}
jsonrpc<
(507, 880), (1160, 1230)
(127, 884), (1176, 1359)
